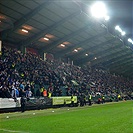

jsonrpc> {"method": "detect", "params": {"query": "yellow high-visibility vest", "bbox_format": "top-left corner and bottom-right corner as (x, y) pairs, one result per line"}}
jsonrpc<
(71, 97), (74, 102)
(21, 73), (24, 77)
(89, 95), (92, 100)
(48, 92), (51, 98)
(12, 64), (15, 68)
(40, 87), (44, 92)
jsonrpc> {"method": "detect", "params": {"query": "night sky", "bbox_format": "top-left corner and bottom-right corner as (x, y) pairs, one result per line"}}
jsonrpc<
(105, 0), (133, 39)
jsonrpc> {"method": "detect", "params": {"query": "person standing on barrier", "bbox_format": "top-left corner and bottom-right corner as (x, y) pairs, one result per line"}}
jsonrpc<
(20, 95), (26, 113)
(88, 94), (92, 106)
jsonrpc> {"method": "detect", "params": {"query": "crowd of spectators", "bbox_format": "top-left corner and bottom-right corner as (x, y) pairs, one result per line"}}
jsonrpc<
(0, 46), (133, 101)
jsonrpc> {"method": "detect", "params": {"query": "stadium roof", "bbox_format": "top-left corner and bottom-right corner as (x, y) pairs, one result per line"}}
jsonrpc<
(0, 0), (133, 78)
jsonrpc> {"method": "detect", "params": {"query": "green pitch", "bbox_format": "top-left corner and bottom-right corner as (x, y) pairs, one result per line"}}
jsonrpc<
(0, 101), (132, 133)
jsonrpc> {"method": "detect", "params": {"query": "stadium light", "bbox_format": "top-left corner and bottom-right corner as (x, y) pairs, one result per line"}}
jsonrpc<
(60, 44), (65, 47)
(44, 37), (49, 41)
(22, 29), (28, 33)
(90, 2), (107, 19)
(74, 49), (78, 52)
(121, 31), (126, 36)
(115, 25), (120, 30)
(104, 15), (110, 21)
(128, 38), (133, 44)
(115, 25), (126, 36)
(115, 25), (122, 32)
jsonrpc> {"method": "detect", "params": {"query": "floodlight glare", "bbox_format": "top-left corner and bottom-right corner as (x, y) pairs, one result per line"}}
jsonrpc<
(115, 25), (126, 36)
(90, 2), (107, 18)
(121, 31), (126, 36)
(115, 25), (120, 30)
(128, 38), (133, 44)
(128, 38), (132, 42)
(105, 15), (110, 21)
(115, 25), (123, 33)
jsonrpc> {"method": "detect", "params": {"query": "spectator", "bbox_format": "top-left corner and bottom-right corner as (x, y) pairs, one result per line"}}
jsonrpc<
(0, 46), (132, 102)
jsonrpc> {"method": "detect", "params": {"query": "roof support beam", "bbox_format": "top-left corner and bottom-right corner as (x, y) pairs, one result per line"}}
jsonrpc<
(123, 69), (133, 77)
(104, 49), (132, 66)
(116, 66), (133, 75)
(51, 30), (107, 57)
(1, 0), (51, 40)
(118, 66), (133, 74)
(77, 44), (125, 65)
(104, 52), (132, 67)
(22, 11), (80, 47)
(42, 23), (94, 53)
(91, 49), (131, 66)
(110, 60), (133, 71)
(111, 59), (133, 69)
(90, 45), (124, 61)
(106, 55), (131, 67)
(70, 38), (116, 61)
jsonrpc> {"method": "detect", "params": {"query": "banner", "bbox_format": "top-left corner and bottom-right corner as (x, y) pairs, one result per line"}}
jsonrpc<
(0, 98), (20, 109)
(0, 97), (52, 109)
(0, 96), (77, 109)
(25, 97), (52, 108)
(52, 96), (77, 105)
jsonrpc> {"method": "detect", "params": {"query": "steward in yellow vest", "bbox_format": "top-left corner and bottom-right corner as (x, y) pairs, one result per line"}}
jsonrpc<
(118, 94), (121, 101)
(40, 87), (44, 96)
(48, 92), (52, 98)
(88, 94), (92, 106)
(102, 96), (105, 104)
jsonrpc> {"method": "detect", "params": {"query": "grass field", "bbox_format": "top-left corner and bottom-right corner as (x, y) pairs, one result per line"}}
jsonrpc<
(0, 101), (132, 133)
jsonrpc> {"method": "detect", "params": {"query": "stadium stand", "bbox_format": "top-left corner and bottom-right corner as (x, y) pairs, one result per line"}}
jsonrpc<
(0, 46), (132, 103)
(0, 1), (133, 110)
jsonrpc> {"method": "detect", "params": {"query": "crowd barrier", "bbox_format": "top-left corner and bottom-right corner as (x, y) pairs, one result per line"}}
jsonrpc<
(0, 96), (77, 113)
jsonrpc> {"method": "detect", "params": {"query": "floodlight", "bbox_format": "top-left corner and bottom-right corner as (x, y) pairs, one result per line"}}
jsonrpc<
(115, 25), (120, 30)
(118, 28), (122, 33)
(22, 29), (28, 33)
(128, 38), (132, 42)
(44, 37), (49, 41)
(90, 2), (107, 18)
(115, 25), (122, 32)
(128, 38), (133, 44)
(60, 44), (65, 47)
(121, 31), (126, 36)
(74, 49), (78, 52)
(105, 15), (110, 21)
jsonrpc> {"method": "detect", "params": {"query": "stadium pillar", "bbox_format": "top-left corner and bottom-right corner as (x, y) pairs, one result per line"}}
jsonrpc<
(38, 50), (45, 60)
(19, 45), (26, 54)
(44, 53), (47, 61)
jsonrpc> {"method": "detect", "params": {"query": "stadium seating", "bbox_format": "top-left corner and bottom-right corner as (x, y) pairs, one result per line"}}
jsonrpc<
(0, 46), (133, 102)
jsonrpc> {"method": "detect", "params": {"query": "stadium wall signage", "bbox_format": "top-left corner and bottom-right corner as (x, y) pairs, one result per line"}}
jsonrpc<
(52, 96), (77, 105)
